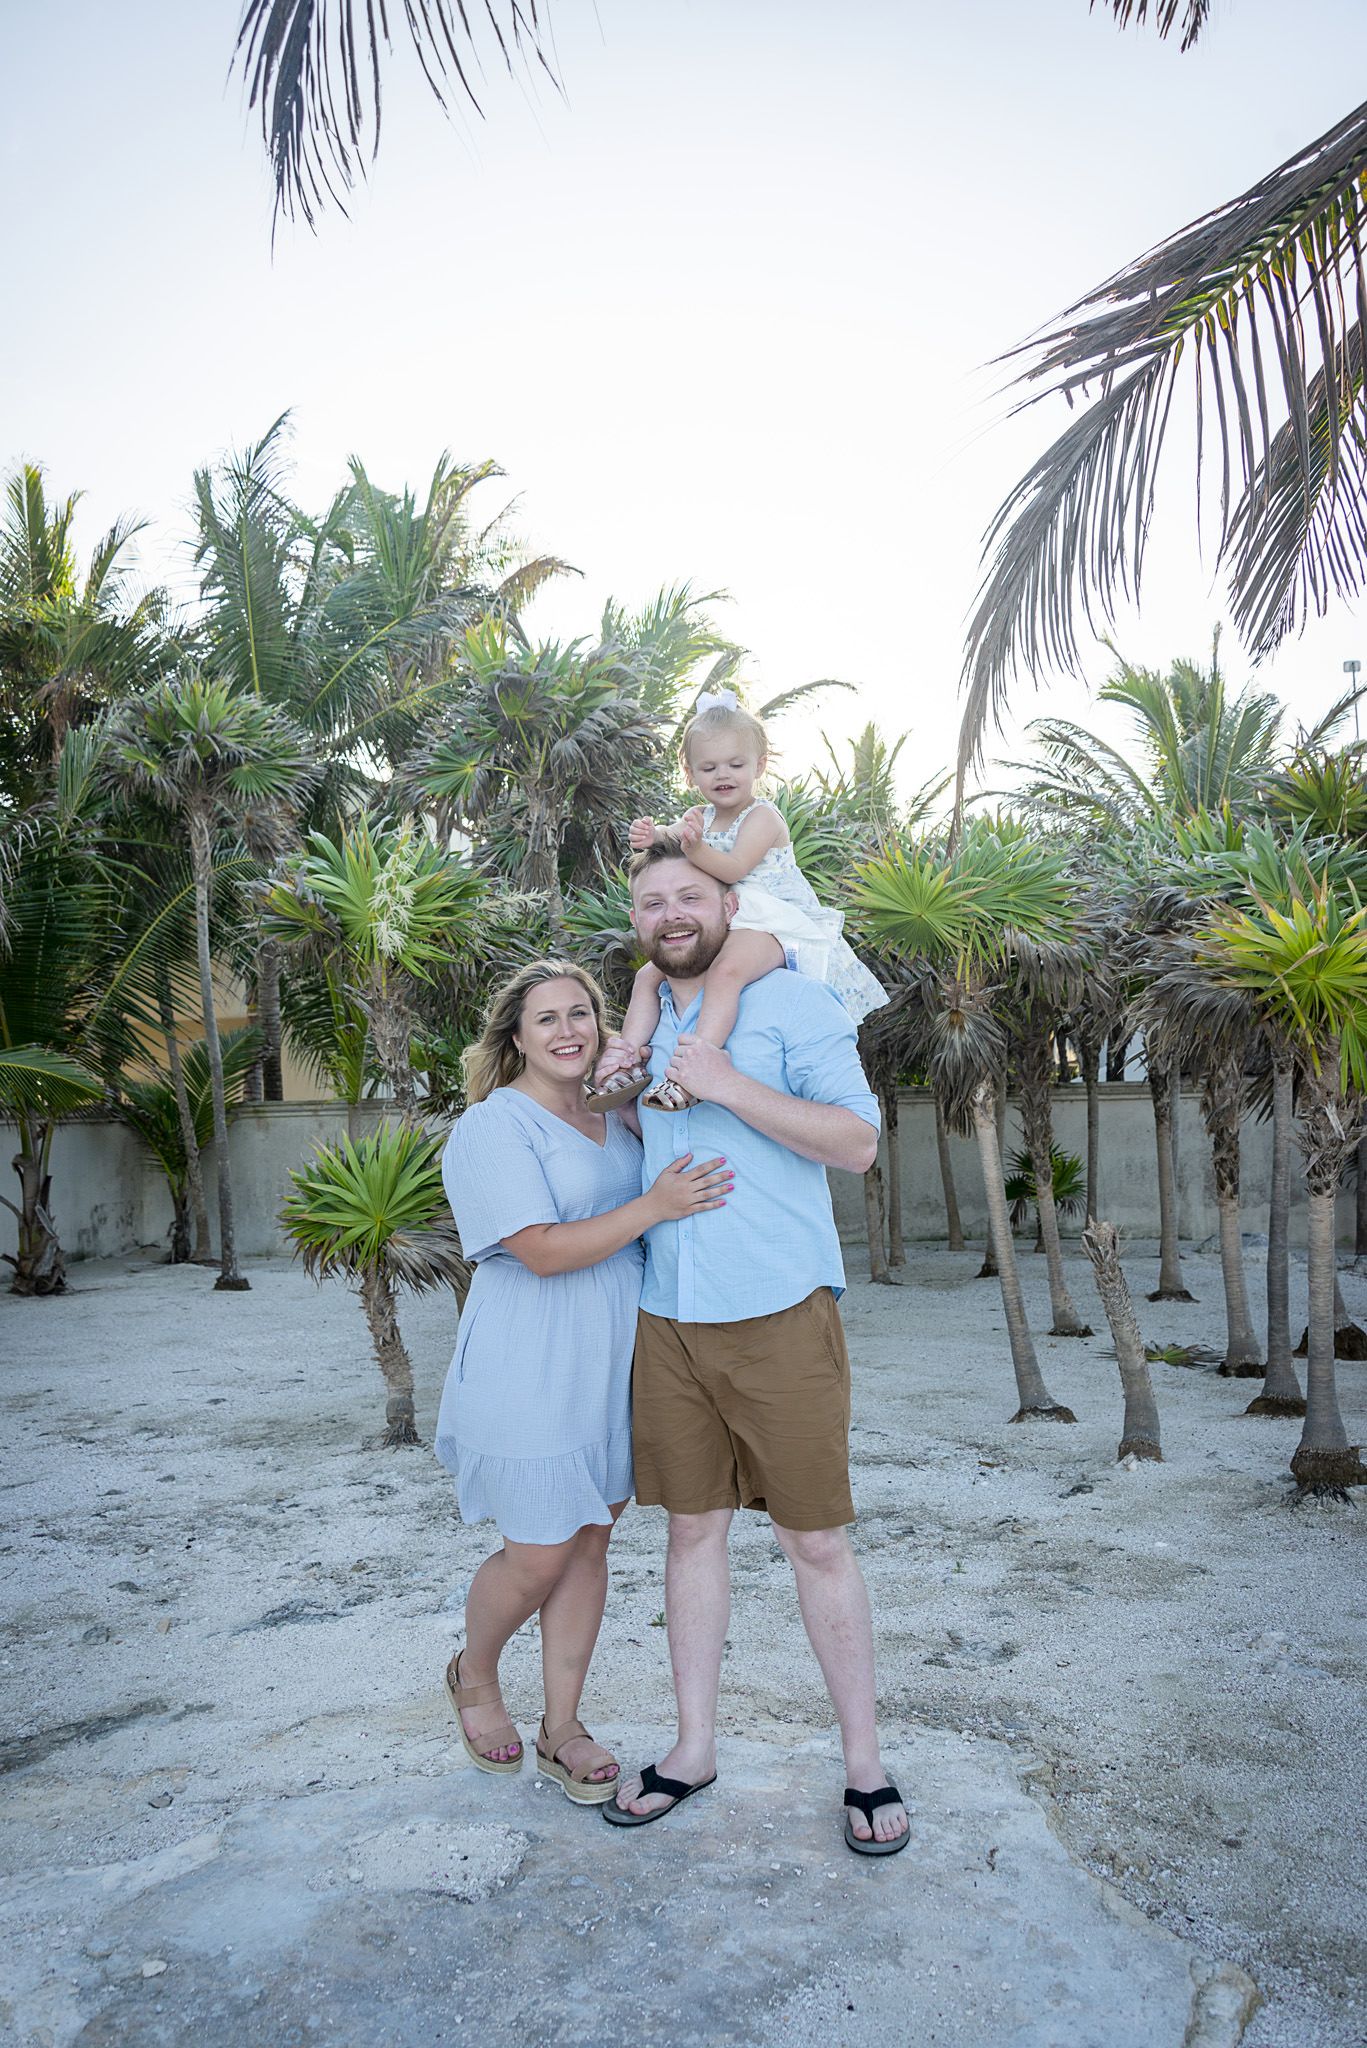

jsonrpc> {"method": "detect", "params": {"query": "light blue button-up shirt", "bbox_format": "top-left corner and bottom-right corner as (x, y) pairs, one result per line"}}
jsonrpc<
(638, 969), (880, 1324)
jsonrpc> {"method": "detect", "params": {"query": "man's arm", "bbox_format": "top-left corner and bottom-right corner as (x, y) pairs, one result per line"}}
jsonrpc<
(665, 1035), (878, 1172)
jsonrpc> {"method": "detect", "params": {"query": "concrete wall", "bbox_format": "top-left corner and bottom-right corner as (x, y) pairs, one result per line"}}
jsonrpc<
(827, 1083), (1356, 1249)
(0, 1104), (392, 1266)
(2, 1084), (1355, 1268)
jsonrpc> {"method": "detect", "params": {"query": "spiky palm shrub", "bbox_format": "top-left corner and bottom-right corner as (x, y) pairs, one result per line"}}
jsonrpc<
(1197, 877), (1367, 1492)
(281, 1123), (470, 1447)
(1005, 1145), (1085, 1239)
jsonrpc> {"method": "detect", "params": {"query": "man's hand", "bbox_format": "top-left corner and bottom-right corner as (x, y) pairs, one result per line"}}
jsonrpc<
(628, 816), (658, 852)
(667, 1032), (737, 1105)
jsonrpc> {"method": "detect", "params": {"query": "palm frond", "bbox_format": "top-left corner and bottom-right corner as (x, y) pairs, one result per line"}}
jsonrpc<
(234, 0), (560, 228)
(1095, 0), (1211, 50)
(957, 101), (1367, 800)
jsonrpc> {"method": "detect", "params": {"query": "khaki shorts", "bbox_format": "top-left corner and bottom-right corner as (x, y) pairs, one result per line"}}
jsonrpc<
(631, 1287), (854, 1532)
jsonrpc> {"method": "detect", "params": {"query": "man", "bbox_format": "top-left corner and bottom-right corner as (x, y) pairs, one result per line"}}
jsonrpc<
(601, 837), (909, 1854)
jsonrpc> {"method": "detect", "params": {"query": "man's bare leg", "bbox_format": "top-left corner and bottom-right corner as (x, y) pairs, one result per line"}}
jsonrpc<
(613, 1507), (733, 1814)
(771, 1521), (909, 1845)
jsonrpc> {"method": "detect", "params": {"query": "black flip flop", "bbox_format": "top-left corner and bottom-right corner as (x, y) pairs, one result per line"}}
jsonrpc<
(843, 1784), (910, 1856)
(601, 1762), (717, 1827)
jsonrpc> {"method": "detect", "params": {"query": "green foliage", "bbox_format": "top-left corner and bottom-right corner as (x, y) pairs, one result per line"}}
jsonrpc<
(851, 823), (1076, 967)
(1197, 871), (1367, 1093)
(263, 819), (483, 976)
(280, 1123), (467, 1291)
(117, 1028), (262, 1188)
(1004, 1145), (1086, 1231)
(0, 1045), (104, 1119)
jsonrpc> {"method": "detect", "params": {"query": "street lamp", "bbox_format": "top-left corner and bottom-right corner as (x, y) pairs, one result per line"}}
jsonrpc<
(1345, 658), (1362, 739)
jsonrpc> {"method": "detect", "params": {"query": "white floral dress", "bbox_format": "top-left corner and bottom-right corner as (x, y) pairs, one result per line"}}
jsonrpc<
(705, 800), (888, 1025)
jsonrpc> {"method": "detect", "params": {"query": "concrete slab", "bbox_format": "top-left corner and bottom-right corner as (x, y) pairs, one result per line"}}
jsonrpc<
(1, 1725), (1242, 2048)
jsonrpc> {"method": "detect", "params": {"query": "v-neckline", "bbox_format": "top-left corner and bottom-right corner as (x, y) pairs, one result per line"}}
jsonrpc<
(509, 1086), (609, 1150)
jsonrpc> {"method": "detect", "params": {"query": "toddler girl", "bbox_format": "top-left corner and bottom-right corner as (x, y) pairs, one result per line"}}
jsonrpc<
(590, 690), (887, 1111)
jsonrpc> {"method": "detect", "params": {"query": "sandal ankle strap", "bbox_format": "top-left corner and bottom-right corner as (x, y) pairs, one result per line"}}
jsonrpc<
(539, 1715), (588, 1755)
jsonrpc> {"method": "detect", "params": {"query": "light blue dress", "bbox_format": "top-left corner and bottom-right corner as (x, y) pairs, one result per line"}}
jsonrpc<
(434, 1088), (643, 1545)
(705, 801), (888, 1025)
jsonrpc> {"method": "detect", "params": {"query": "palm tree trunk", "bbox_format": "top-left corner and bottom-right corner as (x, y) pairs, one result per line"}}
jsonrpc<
(360, 1261), (422, 1446)
(977, 1072), (1007, 1278)
(1106, 1031), (1131, 1082)
(971, 1076), (1074, 1423)
(1078, 1030), (1101, 1225)
(1147, 1055), (1194, 1301)
(1356, 1135), (1367, 1267)
(933, 1096), (965, 1251)
(189, 807), (249, 1291)
(1082, 1220), (1161, 1460)
(1208, 1074), (1261, 1374)
(1248, 1053), (1304, 1416)
(1018, 1029), (1091, 1336)
(257, 935), (284, 1100)
(158, 970), (212, 1264)
(881, 1085), (904, 1266)
(4, 1113), (67, 1294)
(1292, 1099), (1367, 1488)
(367, 970), (418, 1122)
(864, 1162), (894, 1283)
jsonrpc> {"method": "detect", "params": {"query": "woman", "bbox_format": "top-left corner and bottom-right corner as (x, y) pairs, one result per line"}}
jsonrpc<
(435, 959), (732, 1802)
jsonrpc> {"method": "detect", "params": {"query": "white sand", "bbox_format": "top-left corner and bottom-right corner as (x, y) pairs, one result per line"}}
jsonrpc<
(1, 1236), (1364, 2045)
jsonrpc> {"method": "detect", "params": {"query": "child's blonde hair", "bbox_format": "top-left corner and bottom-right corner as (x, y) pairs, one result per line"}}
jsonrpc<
(680, 693), (770, 768)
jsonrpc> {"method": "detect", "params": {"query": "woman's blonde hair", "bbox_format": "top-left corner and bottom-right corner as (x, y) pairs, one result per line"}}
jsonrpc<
(680, 698), (770, 769)
(462, 959), (608, 1105)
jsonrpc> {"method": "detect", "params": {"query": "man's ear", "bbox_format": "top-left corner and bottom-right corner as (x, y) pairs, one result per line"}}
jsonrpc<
(724, 888), (739, 925)
(628, 905), (639, 932)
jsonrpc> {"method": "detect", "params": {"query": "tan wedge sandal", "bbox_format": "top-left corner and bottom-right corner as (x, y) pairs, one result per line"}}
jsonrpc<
(445, 1650), (523, 1774)
(536, 1716), (621, 1804)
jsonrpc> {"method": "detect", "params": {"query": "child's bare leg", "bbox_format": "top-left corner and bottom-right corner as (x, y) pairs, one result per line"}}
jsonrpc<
(588, 965), (662, 1103)
(643, 930), (784, 1110)
(694, 930), (786, 1049)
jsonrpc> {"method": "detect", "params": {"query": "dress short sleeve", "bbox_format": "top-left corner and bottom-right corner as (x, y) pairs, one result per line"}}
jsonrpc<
(443, 1094), (559, 1262)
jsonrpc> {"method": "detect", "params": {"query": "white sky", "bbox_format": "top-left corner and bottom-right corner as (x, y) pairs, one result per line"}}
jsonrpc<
(6, 0), (1367, 800)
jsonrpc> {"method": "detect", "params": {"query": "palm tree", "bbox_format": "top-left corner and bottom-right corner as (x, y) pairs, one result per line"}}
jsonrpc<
(261, 818), (484, 1121)
(118, 1029), (260, 1262)
(1003, 637), (1284, 835)
(1082, 1220), (1163, 1463)
(1002, 952), (1094, 1336)
(106, 675), (316, 1290)
(0, 463), (171, 810)
(1197, 874), (1367, 1491)
(280, 1122), (470, 1445)
(958, 6), (1367, 804)
(1141, 947), (1265, 1375)
(851, 825), (1078, 1422)
(405, 620), (662, 937)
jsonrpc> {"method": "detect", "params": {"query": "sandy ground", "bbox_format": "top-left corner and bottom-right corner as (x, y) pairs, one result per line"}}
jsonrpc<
(1, 1234), (1365, 2048)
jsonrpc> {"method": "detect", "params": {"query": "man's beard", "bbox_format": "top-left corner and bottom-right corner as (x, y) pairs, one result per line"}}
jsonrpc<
(642, 914), (730, 979)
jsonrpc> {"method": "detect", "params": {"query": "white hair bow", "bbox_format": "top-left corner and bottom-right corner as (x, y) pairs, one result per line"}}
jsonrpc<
(695, 687), (739, 714)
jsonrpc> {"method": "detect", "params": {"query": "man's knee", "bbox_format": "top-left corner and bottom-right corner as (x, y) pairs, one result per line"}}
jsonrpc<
(771, 1522), (850, 1571)
(667, 1508), (733, 1554)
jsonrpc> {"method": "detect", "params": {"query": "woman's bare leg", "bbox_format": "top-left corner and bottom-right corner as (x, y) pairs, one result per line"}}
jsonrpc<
(454, 1533), (577, 1761)
(538, 1501), (628, 1782)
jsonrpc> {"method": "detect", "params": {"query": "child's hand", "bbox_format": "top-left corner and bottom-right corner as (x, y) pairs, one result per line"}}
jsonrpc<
(679, 807), (706, 849)
(592, 1034), (640, 1089)
(628, 817), (657, 852)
